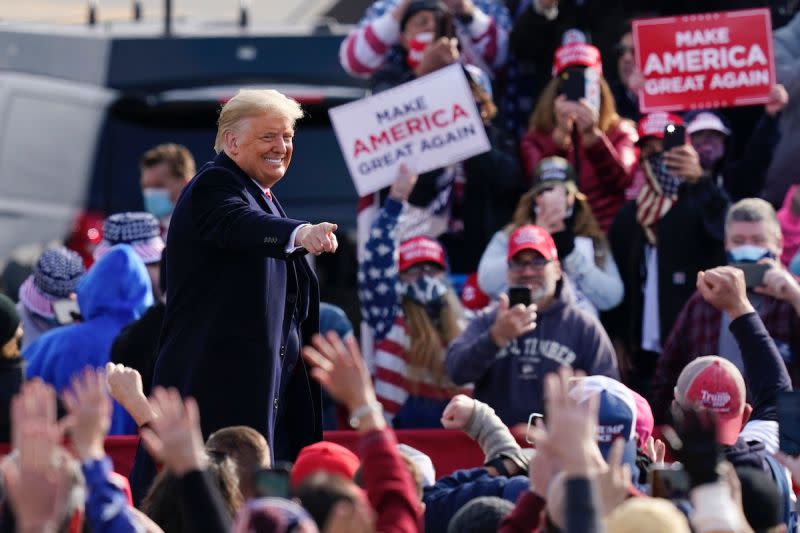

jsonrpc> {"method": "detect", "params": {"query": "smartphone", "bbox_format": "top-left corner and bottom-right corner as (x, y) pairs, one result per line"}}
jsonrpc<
(778, 391), (800, 456)
(52, 299), (81, 325)
(662, 123), (686, 152)
(730, 262), (771, 289)
(649, 464), (690, 499)
(508, 286), (532, 308)
(525, 412), (544, 444)
(560, 68), (585, 102)
(252, 463), (292, 498)
(438, 15), (454, 39)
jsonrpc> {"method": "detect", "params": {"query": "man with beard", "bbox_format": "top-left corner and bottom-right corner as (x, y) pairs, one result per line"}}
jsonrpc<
(651, 198), (800, 424)
(444, 224), (618, 426)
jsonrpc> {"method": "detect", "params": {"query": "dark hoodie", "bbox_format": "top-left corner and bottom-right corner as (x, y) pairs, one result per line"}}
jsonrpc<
(444, 283), (619, 425)
(723, 312), (793, 473)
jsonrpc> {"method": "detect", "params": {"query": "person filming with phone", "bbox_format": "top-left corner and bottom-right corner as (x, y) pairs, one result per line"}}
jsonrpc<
(521, 42), (638, 232)
(652, 198), (800, 425)
(608, 112), (728, 395)
(445, 224), (618, 426)
(477, 156), (623, 317)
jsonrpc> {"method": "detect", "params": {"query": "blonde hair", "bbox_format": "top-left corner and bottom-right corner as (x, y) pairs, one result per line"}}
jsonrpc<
(606, 497), (691, 533)
(401, 291), (463, 391)
(214, 89), (304, 154)
(529, 75), (620, 134)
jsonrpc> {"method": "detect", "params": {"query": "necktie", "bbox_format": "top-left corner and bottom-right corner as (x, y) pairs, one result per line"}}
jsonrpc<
(264, 189), (272, 201)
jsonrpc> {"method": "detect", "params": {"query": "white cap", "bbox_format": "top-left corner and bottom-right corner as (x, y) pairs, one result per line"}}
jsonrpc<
(397, 444), (436, 487)
(687, 112), (731, 136)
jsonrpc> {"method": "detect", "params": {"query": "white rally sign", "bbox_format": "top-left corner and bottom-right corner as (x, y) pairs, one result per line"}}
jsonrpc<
(329, 63), (491, 196)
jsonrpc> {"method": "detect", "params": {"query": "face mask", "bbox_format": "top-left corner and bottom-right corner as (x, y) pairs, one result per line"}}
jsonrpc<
(645, 153), (682, 196)
(406, 32), (434, 70)
(143, 188), (174, 219)
(727, 245), (774, 264)
(695, 140), (725, 170)
(399, 275), (449, 317)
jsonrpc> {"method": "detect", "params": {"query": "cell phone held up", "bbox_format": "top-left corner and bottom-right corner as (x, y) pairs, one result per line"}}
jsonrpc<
(251, 463), (292, 498)
(508, 286), (532, 308)
(730, 262), (771, 289)
(662, 123), (686, 152)
(559, 68), (585, 102)
(53, 299), (81, 325)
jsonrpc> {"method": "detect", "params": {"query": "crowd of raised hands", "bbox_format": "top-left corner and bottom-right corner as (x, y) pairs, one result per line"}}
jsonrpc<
(0, 274), (790, 533)
(0, 327), (418, 533)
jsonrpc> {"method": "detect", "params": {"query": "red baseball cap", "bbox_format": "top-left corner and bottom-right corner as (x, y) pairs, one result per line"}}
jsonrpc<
(460, 272), (490, 310)
(637, 113), (684, 142)
(552, 42), (602, 76)
(399, 236), (446, 273)
(676, 356), (746, 446)
(290, 441), (360, 489)
(507, 225), (558, 262)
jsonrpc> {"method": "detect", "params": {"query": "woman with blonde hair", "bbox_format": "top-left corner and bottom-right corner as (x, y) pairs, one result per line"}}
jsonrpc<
(520, 42), (637, 232)
(359, 164), (467, 428)
(477, 156), (623, 316)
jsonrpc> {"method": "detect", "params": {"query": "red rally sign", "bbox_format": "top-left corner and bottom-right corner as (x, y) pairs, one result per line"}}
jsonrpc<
(633, 9), (775, 113)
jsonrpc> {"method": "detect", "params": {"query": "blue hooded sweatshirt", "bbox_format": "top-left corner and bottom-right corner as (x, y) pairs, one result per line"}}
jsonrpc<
(25, 245), (153, 434)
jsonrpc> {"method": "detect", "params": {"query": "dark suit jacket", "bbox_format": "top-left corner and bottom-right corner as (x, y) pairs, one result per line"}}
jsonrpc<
(152, 151), (322, 461)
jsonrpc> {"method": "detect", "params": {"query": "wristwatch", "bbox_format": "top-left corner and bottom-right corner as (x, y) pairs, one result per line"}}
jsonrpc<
(349, 402), (383, 429)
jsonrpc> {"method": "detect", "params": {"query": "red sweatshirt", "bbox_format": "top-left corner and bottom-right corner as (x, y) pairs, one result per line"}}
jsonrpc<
(498, 490), (547, 533)
(520, 120), (638, 232)
(359, 429), (423, 533)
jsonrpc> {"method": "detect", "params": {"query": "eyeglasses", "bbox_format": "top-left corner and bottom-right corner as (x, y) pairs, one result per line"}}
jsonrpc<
(508, 258), (552, 272)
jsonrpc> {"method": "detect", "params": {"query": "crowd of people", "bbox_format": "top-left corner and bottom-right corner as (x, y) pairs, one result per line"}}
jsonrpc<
(3, 0), (800, 531)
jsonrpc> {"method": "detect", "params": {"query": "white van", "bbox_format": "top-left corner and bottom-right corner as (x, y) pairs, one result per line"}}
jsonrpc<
(0, 21), (365, 301)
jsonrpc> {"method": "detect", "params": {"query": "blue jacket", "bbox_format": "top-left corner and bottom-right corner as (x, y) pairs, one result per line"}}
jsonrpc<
(82, 457), (140, 533)
(422, 468), (529, 533)
(24, 245), (152, 434)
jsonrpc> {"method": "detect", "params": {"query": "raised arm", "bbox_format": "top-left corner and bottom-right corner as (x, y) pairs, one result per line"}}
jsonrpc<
(358, 166), (417, 340)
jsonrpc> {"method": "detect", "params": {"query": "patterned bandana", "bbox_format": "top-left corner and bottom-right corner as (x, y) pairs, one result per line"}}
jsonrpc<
(399, 275), (449, 317)
(635, 154), (682, 245)
(94, 212), (165, 265)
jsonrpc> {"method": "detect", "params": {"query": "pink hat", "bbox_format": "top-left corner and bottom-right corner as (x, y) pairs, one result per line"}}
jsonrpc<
(630, 389), (654, 449)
